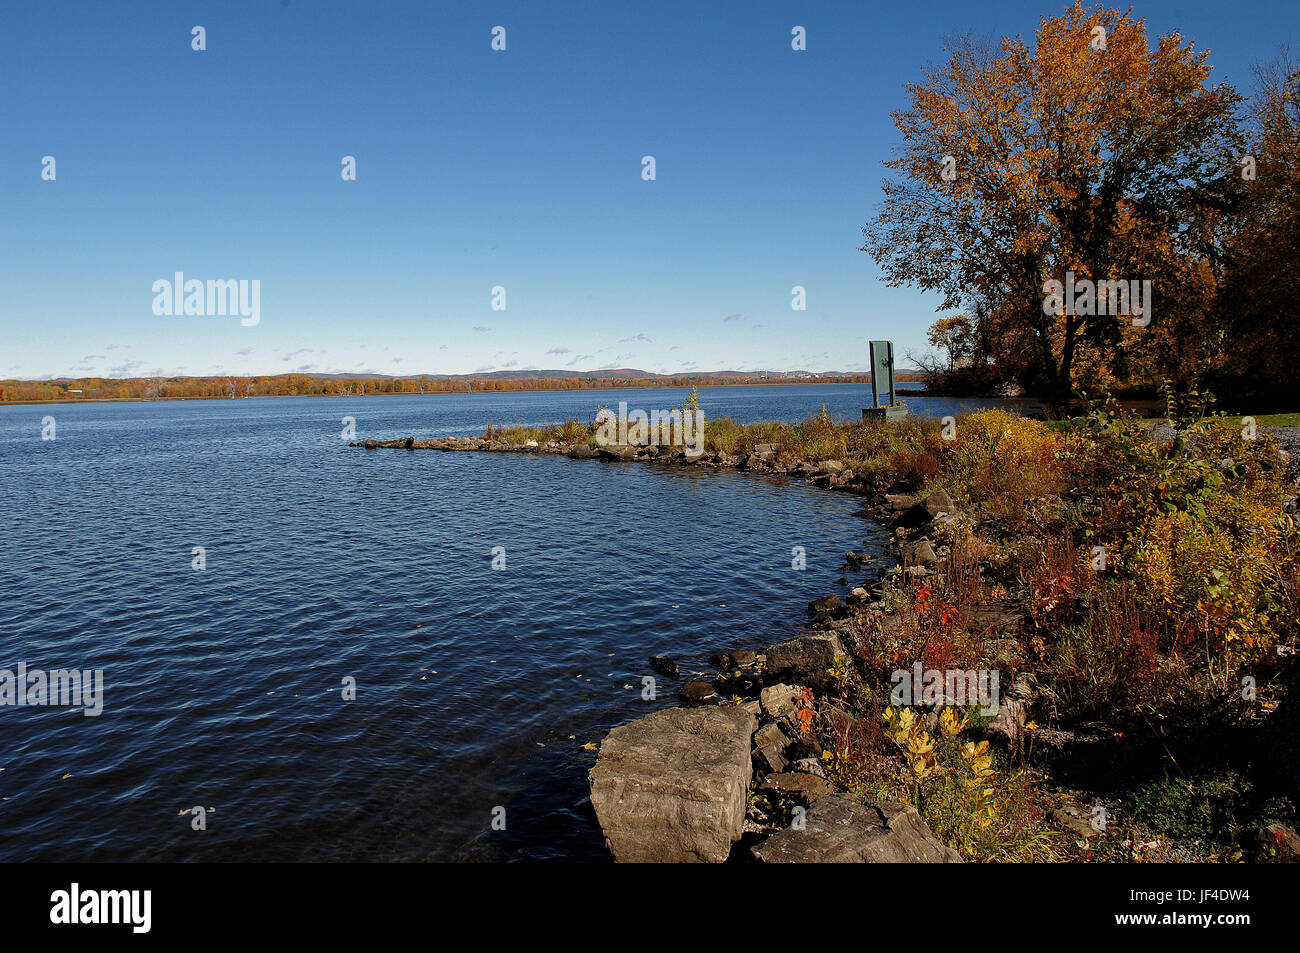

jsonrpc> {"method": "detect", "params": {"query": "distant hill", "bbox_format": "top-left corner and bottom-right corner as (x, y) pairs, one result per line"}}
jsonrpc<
(2, 367), (924, 403)
(302, 368), (907, 381)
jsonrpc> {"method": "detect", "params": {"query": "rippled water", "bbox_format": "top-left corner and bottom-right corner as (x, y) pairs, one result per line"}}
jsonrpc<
(0, 385), (1015, 861)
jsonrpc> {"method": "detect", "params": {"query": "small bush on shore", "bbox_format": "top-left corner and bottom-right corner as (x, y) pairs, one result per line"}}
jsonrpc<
(865, 706), (1064, 860)
(1067, 401), (1294, 670)
(947, 409), (1074, 526)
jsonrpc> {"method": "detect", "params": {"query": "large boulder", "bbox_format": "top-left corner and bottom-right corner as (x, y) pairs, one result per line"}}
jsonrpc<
(589, 705), (756, 862)
(921, 489), (957, 515)
(902, 539), (940, 568)
(897, 489), (959, 528)
(765, 632), (848, 693)
(751, 795), (962, 862)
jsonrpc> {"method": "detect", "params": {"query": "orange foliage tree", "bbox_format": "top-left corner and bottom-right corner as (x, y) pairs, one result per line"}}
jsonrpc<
(861, 2), (1243, 414)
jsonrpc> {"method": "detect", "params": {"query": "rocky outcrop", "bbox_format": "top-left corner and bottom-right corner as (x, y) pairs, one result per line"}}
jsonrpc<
(764, 632), (847, 693)
(751, 795), (962, 862)
(589, 705), (756, 863)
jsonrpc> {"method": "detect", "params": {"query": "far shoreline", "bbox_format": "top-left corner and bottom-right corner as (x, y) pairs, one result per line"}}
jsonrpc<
(0, 378), (919, 408)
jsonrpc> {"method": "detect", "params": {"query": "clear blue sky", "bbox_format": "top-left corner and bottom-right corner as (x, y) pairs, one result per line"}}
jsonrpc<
(1, 0), (1294, 380)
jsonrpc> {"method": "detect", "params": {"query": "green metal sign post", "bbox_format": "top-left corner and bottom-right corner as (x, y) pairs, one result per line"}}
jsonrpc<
(863, 340), (908, 421)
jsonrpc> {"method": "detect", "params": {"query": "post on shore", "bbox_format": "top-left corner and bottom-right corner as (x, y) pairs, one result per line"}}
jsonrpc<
(864, 339), (908, 422)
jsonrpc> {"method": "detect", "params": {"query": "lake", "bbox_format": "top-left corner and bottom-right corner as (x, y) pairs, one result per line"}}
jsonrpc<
(0, 384), (1018, 860)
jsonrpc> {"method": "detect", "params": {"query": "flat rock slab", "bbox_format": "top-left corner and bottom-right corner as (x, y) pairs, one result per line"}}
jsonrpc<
(589, 705), (757, 862)
(751, 794), (962, 863)
(759, 772), (835, 802)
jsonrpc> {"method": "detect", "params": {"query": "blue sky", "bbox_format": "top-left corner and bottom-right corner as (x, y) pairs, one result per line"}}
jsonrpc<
(1, 0), (1294, 380)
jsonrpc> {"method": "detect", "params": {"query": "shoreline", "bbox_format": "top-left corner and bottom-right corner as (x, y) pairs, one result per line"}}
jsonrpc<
(355, 422), (1300, 863)
(0, 378), (906, 408)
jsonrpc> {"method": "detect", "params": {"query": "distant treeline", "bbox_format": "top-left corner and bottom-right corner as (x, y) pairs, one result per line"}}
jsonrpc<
(0, 373), (878, 404)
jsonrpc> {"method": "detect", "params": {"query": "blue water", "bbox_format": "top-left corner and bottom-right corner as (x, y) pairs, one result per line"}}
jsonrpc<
(0, 384), (1015, 861)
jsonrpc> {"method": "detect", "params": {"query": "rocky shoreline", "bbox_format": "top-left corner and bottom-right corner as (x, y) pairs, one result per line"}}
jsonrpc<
(354, 432), (1300, 862)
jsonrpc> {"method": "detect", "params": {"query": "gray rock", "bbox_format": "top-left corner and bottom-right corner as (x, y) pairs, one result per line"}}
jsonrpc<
(1052, 801), (1104, 840)
(759, 772), (835, 802)
(597, 445), (637, 461)
(760, 683), (808, 719)
(568, 445), (597, 459)
(649, 655), (680, 679)
(902, 540), (940, 568)
(765, 632), (848, 693)
(1259, 823), (1300, 858)
(751, 795), (961, 862)
(589, 705), (756, 862)
(921, 489), (957, 516)
(808, 594), (842, 615)
(680, 681), (717, 703)
(753, 721), (794, 773)
(897, 489), (960, 528)
(729, 649), (757, 667)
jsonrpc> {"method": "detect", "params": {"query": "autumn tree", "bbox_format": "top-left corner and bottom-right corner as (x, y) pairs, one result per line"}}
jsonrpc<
(861, 2), (1243, 414)
(1206, 53), (1300, 410)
